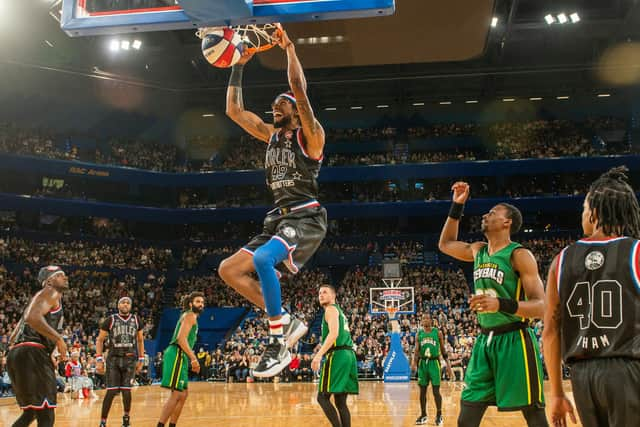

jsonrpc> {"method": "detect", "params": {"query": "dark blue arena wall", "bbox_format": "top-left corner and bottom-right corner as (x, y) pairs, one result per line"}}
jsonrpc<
(0, 192), (592, 224)
(155, 307), (250, 352)
(0, 152), (637, 186)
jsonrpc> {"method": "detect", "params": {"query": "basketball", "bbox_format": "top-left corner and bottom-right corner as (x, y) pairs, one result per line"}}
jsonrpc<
(201, 27), (245, 68)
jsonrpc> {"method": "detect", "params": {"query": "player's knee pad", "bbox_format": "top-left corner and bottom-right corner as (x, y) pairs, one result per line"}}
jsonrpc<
(521, 406), (548, 427)
(253, 239), (288, 271)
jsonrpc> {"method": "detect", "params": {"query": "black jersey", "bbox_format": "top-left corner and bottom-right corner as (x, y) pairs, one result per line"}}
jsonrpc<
(101, 314), (142, 358)
(13, 292), (64, 354)
(557, 236), (640, 363)
(264, 128), (322, 208)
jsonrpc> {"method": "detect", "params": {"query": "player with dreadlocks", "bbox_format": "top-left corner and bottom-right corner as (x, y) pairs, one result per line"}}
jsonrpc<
(543, 166), (640, 427)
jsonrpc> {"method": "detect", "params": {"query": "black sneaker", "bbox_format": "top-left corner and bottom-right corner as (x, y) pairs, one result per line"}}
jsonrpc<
(415, 415), (427, 425)
(435, 414), (443, 426)
(122, 414), (130, 427)
(252, 336), (291, 378)
(99, 421), (107, 427)
(283, 317), (308, 348)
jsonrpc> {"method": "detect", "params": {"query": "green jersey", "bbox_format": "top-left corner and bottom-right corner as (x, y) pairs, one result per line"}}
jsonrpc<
(417, 327), (440, 359)
(169, 311), (198, 349)
(321, 304), (353, 348)
(473, 242), (525, 328)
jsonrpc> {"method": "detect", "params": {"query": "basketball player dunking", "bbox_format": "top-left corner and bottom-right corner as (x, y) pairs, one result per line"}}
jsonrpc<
(7, 266), (69, 427)
(96, 297), (145, 427)
(543, 166), (640, 427)
(439, 182), (548, 427)
(312, 284), (359, 427)
(412, 312), (452, 426)
(219, 24), (327, 377)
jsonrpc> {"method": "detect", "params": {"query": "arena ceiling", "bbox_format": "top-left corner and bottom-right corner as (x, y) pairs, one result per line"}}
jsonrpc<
(1, 0), (640, 109)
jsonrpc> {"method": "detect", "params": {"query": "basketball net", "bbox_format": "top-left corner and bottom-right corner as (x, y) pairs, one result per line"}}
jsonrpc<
(386, 307), (401, 333)
(196, 23), (281, 55)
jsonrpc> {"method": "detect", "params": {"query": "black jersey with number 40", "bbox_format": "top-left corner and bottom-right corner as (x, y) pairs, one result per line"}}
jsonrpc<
(264, 128), (322, 208)
(557, 237), (640, 363)
(100, 314), (142, 358)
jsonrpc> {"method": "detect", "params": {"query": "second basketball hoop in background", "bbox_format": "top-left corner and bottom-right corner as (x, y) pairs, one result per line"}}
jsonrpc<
(200, 27), (245, 68)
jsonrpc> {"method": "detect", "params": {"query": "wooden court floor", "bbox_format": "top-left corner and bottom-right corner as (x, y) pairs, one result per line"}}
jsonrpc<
(0, 381), (582, 427)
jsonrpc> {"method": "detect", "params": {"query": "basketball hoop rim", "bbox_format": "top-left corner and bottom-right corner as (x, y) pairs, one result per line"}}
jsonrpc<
(196, 23), (282, 55)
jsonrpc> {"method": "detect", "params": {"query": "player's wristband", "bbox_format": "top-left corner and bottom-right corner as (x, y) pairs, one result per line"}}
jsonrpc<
(448, 202), (464, 220)
(498, 298), (518, 314)
(95, 355), (104, 362)
(138, 357), (145, 362)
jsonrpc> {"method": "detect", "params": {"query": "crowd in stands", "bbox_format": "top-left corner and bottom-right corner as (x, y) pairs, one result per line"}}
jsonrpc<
(218, 118), (630, 170)
(0, 228), (577, 397)
(2, 118), (630, 173)
(0, 236), (172, 270)
(0, 265), (162, 396)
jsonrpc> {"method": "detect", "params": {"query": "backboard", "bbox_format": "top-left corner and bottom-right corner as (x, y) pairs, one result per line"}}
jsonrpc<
(60, 0), (396, 37)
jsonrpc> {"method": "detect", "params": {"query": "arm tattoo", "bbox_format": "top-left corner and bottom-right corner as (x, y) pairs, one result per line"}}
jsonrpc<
(229, 86), (244, 110)
(229, 64), (244, 87)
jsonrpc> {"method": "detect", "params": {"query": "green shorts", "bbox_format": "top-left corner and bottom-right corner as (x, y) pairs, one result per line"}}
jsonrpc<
(418, 358), (441, 387)
(461, 327), (544, 411)
(319, 349), (359, 394)
(161, 344), (189, 391)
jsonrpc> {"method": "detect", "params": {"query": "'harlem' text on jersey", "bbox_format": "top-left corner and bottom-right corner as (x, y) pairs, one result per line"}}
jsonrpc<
(557, 237), (640, 363)
(265, 128), (321, 208)
(101, 314), (142, 358)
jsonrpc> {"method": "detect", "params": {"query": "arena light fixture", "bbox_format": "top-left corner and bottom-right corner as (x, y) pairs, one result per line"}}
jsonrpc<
(324, 107), (337, 111)
(132, 40), (142, 50)
(465, 100), (479, 104)
(439, 101), (452, 105)
(121, 40), (130, 50)
(44, 40), (54, 48)
(556, 96), (570, 100)
(529, 97), (543, 101)
(570, 13), (580, 23)
(376, 105), (389, 109)
(502, 98), (515, 102)
(350, 106), (363, 110)
(491, 17), (498, 28)
(109, 39), (120, 52)
(545, 14), (555, 25)
(597, 93), (611, 98)
(412, 102), (425, 106)
(202, 113), (215, 117)
(557, 13), (568, 24)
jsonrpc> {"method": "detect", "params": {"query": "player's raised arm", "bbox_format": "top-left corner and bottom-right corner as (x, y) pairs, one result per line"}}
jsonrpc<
(274, 25), (325, 160)
(438, 181), (485, 262)
(225, 51), (274, 143)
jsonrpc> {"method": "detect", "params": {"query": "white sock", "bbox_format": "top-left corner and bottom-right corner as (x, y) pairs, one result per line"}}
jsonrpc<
(281, 312), (291, 325)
